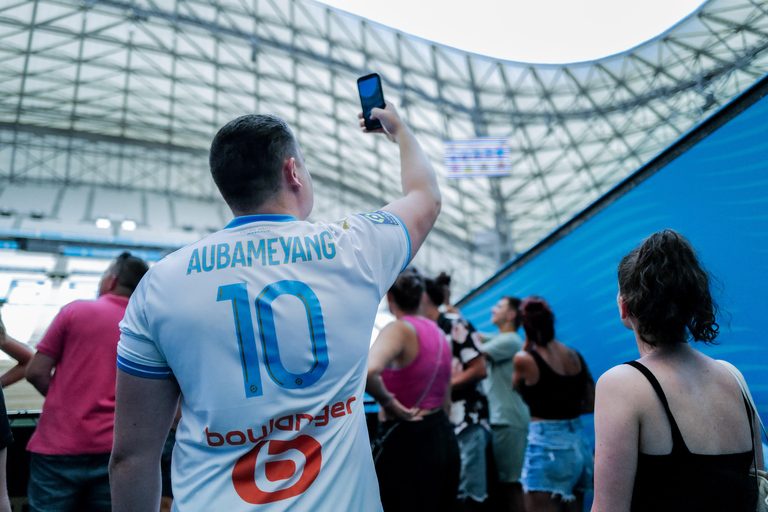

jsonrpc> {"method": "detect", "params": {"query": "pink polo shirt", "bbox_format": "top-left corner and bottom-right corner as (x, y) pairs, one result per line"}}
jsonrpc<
(27, 294), (129, 455)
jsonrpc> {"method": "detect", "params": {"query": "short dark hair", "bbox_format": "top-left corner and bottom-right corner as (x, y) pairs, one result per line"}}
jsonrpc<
(112, 252), (149, 294)
(389, 267), (426, 313)
(618, 229), (719, 346)
(209, 114), (298, 212)
(424, 272), (451, 307)
(521, 296), (555, 346)
(502, 296), (522, 330)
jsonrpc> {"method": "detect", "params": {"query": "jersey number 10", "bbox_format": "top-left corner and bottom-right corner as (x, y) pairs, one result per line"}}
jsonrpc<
(218, 281), (329, 398)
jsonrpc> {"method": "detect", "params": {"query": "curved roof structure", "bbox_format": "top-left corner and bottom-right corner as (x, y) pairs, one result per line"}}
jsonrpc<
(1, 0), (767, 295)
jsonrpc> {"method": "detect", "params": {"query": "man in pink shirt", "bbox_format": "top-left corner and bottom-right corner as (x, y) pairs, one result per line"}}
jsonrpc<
(25, 252), (149, 512)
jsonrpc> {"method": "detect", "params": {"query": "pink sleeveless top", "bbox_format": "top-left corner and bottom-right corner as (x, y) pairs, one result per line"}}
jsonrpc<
(381, 315), (452, 410)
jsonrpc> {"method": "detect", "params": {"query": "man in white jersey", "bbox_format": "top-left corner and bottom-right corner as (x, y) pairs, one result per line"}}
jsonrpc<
(109, 103), (440, 511)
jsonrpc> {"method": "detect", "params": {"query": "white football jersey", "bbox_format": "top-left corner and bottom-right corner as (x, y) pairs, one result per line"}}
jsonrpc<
(118, 212), (410, 511)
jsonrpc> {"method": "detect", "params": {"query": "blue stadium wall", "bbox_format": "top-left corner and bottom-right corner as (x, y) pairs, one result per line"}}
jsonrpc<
(457, 74), (768, 430)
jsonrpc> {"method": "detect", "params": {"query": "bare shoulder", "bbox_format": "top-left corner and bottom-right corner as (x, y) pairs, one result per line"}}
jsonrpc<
(513, 351), (535, 374)
(389, 320), (420, 350)
(380, 320), (413, 338)
(596, 363), (649, 398)
(394, 319), (419, 338)
(594, 364), (655, 431)
(513, 350), (534, 366)
(373, 321), (414, 352)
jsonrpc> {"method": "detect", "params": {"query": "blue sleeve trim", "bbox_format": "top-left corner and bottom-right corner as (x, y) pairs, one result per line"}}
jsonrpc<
(117, 355), (173, 380)
(386, 211), (412, 272)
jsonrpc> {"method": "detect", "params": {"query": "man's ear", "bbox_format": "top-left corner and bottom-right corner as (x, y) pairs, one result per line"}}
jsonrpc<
(104, 273), (119, 292)
(283, 156), (302, 190)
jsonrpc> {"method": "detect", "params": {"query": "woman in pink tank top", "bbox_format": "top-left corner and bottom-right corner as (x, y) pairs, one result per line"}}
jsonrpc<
(366, 267), (460, 512)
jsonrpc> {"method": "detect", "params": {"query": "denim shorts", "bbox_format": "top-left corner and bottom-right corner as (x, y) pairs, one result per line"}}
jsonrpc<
(521, 419), (593, 502)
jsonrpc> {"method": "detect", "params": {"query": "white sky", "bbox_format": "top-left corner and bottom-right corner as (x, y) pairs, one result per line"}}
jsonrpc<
(318, 0), (706, 64)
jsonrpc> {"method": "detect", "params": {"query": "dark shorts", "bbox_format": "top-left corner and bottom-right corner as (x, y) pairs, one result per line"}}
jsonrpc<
(27, 452), (112, 512)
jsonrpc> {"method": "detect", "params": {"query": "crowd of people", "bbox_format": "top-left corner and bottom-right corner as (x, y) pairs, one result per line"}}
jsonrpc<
(365, 230), (764, 512)
(0, 102), (762, 512)
(364, 267), (595, 512)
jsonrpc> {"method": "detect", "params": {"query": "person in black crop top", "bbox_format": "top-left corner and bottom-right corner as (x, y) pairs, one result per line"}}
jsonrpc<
(512, 296), (595, 512)
(592, 230), (763, 512)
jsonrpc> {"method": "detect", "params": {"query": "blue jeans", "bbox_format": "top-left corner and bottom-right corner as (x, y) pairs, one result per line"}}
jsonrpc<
(28, 452), (112, 512)
(521, 419), (593, 502)
(456, 423), (492, 502)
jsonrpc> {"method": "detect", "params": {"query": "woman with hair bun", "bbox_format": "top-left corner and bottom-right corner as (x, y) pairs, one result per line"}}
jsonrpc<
(366, 267), (460, 511)
(512, 296), (595, 512)
(591, 229), (762, 512)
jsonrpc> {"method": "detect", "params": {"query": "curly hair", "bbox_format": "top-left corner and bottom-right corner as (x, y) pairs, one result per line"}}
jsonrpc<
(618, 229), (719, 346)
(521, 296), (555, 346)
(389, 267), (426, 313)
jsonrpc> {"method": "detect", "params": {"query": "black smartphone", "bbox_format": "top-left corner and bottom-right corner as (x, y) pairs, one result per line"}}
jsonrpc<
(357, 73), (385, 131)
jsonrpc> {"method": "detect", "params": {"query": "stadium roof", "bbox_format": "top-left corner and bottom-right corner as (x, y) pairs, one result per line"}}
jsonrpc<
(1, 0), (767, 294)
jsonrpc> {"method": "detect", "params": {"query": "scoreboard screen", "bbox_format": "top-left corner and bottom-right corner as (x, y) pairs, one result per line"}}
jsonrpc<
(444, 137), (511, 178)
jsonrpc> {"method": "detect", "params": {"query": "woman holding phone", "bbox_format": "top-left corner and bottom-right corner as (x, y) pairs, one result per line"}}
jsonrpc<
(591, 230), (762, 511)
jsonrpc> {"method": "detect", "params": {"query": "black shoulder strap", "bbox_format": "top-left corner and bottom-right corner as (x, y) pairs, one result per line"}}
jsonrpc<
(743, 394), (755, 454)
(574, 350), (588, 376)
(624, 361), (689, 454)
(530, 349), (548, 374)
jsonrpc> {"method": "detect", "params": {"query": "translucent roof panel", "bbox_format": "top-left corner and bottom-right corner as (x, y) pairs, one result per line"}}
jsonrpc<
(1, 0), (768, 296)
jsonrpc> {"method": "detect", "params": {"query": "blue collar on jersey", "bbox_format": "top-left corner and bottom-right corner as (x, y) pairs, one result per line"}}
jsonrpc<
(225, 214), (298, 229)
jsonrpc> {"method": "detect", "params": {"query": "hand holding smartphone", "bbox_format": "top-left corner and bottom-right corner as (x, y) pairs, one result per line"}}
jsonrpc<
(357, 73), (386, 131)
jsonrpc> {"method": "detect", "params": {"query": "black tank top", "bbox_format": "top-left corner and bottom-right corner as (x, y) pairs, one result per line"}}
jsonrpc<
(625, 361), (757, 512)
(517, 349), (587, 419)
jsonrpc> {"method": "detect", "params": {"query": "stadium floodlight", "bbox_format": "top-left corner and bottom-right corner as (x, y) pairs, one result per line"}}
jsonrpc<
(121, 220), (137, 231)
(95, 218), (111, 229)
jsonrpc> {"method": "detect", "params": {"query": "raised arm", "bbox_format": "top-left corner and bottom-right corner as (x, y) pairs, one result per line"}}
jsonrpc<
(363, 103), (441, 260)
(110, 370), (180, 512)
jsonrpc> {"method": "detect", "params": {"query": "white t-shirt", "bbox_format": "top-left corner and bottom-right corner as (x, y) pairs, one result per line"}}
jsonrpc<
(118, 212), (410, 511)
